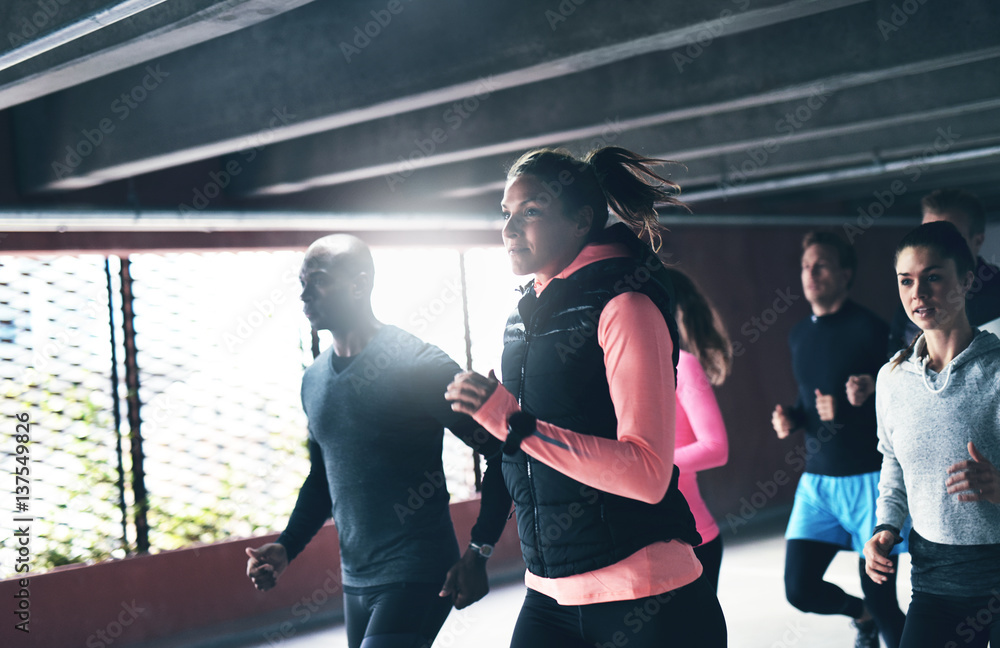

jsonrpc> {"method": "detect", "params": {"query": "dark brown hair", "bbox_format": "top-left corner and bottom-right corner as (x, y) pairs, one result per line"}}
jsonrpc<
(506, 147), (686, 251)
(890, 220), (976, 368)
(662, 267), (733, 385)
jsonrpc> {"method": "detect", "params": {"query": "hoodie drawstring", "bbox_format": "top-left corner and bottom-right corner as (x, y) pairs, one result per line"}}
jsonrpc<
(920, 355), (953, 394)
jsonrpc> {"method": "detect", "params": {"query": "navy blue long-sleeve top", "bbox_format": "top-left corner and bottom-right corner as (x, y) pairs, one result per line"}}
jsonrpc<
(276, 325), (511, 588)
(786, 300), (889, 476)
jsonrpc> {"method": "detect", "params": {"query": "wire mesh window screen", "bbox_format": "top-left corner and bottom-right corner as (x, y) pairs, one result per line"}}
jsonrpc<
(1, 255), (124, 574)
(128, 251), (311, 551)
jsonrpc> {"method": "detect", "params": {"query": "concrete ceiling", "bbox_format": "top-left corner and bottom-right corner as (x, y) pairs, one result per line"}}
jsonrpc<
(2, 0), (999, 232)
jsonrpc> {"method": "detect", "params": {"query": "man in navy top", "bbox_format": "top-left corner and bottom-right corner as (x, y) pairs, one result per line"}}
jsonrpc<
(771, 231), (905, 648)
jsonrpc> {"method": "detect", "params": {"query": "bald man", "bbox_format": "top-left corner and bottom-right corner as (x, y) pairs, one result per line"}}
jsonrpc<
(246, 235), (511, 648)
(889, 189), (1000, 351)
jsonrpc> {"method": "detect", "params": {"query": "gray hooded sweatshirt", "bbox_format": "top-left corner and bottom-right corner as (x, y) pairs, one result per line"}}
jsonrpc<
(875, 330), (1000, 547)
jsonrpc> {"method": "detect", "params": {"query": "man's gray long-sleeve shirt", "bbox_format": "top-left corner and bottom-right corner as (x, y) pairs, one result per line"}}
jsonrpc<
(278, 325), (510, 588)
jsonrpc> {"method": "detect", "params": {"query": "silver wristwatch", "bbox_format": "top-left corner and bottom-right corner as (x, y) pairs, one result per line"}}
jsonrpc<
(469, 541), (494, 559)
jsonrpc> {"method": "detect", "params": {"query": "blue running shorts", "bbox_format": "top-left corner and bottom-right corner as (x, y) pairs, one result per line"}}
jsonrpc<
(785, 471), (909, 555)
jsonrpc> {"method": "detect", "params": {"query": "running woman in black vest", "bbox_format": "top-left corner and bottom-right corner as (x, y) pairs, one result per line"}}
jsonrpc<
(446, 147), (726, 648)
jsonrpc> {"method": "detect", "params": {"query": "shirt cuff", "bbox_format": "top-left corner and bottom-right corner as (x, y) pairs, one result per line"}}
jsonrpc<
(275, 533), (302, 562)
(872, 524), (903, 544)
(472, 385), (519, 442)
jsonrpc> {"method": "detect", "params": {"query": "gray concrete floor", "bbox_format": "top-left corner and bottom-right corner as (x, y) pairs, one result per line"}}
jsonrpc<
(235, 516), (912, 648)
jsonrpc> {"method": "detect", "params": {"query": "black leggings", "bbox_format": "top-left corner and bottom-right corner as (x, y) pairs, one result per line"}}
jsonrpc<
(509, 575), (727, 648)
(343, 582), (452, 648)
(694, 535), (724, 593)
(784, 539), (905, 648)
(900, 590), (1000, 648)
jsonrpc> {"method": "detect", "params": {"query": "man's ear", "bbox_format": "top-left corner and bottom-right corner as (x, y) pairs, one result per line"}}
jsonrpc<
(353, 272), (373, 299)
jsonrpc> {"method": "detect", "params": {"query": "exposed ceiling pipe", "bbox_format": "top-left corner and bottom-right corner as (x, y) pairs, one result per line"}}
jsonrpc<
(0, 210), (505, 232)
(0, 0), (170, 73)
(677, 143), (1000, 204)
(0, 210), (920, 233)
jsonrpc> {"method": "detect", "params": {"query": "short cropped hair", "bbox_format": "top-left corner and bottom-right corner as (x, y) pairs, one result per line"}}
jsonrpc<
(921, 189), (986, 236)
(802, 231), (857, 287)
(802, 231), (858, 272)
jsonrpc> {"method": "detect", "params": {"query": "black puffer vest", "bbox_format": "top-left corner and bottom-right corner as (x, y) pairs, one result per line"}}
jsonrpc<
(500, 224), (701, 579)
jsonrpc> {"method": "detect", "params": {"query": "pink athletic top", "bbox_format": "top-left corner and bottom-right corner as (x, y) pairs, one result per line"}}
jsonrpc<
(674, 350), (729, 543)
(472, 242), (702, 605)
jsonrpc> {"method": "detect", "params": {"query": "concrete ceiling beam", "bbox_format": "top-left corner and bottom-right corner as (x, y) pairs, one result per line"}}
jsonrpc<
(0, 0), (316, 110)
(10, 0), (864, 192)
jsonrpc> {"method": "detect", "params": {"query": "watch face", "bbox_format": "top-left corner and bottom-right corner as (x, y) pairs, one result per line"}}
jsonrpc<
(478, 544), (493, 558)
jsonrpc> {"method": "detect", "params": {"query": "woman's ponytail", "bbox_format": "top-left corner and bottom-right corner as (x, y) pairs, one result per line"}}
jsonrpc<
(585, 147), (687, 252)
(890, 334), (920, 370)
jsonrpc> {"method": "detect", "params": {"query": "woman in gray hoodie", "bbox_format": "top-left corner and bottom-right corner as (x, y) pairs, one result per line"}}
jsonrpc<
(864, 220), (1000, 648)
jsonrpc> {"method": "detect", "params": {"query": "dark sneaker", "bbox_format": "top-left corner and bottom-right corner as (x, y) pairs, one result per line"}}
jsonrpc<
(852, 618), (879, 648)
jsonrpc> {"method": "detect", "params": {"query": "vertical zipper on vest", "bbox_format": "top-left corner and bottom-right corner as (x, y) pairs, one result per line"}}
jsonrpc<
(518, 326), (545, 577)
(526, 458), (545, 576)
(517, 332), (528, 407)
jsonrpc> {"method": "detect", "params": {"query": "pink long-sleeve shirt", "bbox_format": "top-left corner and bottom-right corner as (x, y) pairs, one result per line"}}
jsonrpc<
(472, 242), (701, 605)
(674, 350), (729, 543)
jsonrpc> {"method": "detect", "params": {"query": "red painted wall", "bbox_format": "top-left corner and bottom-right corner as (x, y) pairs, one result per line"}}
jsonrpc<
(0, 498), (523, 648)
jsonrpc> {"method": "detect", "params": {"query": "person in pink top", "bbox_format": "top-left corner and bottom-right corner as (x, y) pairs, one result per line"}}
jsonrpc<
(662, 267), (732, 593)
(445, 146), (726, 647)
